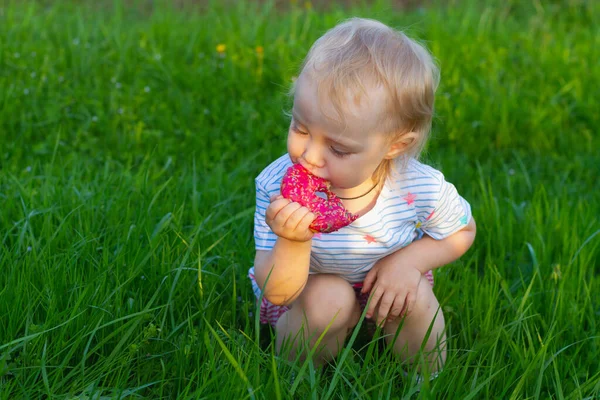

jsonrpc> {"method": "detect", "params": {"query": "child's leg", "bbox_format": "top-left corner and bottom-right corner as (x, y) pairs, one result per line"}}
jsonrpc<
(275, 274), (361, 366)
(382, 275), (446, 373)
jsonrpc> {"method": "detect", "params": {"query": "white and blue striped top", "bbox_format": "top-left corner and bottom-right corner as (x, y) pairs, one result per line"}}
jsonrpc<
(249, 154), (472, 284)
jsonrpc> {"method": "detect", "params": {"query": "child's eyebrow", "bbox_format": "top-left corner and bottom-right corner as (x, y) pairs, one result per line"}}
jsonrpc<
(328, 135), (362, 151)
(292, 109), (363, 151)
(291, 110), (309, 126)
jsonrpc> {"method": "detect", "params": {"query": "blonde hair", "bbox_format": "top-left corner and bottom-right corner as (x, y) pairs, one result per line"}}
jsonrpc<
(289, 18), (440, 183)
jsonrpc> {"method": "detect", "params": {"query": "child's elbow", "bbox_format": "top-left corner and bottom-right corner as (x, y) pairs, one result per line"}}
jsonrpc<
(468, 216), (476, 235)
(262, 282), (305, 306)
(257, 276), (305, 307)
(264, 293), (291, 307)
(464, 216), (477, 248)
(253, 264), (297, 306)
(253, 250), (307, 306)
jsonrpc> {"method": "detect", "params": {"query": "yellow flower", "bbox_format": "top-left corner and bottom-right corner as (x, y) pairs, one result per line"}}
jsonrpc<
(216, 44), (226, 54)
(256, 46), (264, 55)
(304, 1), (312, 10)
(551, 264), (562, 282)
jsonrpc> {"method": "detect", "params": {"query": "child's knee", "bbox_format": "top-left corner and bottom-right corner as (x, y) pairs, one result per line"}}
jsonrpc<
(293, 274), (360, 331)
(411, 276), (440, 317)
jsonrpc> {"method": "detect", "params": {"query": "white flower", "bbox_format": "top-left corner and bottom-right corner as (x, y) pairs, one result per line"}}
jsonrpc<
(23, 88), (29, 95)
(154, 53), (162, 61)
(30, 72), (36, 78)
(118, 107), (124, 114)
(508, 169), (515, 176)
(144, 86), (150, 93)
(115, 82), (122, 89)
(14, 52), (20, 58)
(111, 76), (117, 83)
(58, 76), (64, 82)
(27, 246), (32, 252)
(141, 275), (146, 280)
(72, 38), (80, 46)
(92, 116), (98, 122)
(25, 166), (32, 172)
(203, 108), (210, 115)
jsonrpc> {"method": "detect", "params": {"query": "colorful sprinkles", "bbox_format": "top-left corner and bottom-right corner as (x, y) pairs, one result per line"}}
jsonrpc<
(280, 164), (359, 233)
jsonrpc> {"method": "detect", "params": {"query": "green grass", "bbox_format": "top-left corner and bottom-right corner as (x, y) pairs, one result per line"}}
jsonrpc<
(1, 0), (599, 398)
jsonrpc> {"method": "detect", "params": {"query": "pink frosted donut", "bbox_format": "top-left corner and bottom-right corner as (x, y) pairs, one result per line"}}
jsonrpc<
(280, 164), (358, 233)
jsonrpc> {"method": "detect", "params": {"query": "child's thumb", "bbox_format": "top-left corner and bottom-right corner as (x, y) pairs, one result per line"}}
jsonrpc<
(361, 270), (376, 293)
(270, 194), (284, 202)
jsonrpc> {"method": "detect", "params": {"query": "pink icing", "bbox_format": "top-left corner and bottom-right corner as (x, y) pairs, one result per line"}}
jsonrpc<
(280, 164), (358, 233)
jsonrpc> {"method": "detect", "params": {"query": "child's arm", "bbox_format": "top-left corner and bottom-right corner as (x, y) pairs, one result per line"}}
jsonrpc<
(391, 217), (476, 274)
(363, 168), (475, 325)
(362, 217), (476, 325)
(254, 240), (311, 306)
(254, 195), (316, 306)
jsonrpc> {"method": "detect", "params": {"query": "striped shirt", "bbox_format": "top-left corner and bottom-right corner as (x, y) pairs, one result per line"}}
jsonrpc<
(249, 154), (472, 284)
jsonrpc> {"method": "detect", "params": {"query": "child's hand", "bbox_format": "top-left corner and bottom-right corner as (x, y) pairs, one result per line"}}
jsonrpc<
(265, 194), (316, 242)
(361, 255), (424, 326)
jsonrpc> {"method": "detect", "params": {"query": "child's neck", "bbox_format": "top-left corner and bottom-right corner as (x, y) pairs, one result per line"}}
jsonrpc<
(336, 180), (383, 216)
(332, 177), (379, 200)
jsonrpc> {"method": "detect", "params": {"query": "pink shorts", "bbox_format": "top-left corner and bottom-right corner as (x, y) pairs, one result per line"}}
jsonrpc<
(248, 270), (434, 327)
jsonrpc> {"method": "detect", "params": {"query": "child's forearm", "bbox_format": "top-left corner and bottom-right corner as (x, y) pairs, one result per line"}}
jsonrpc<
(254, 237), (312, 306)
(392, 218), (477, 274)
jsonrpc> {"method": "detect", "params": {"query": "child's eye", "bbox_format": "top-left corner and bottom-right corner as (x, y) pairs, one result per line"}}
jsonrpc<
(330, 147), (350, 158)
(291, 124), (308, 135)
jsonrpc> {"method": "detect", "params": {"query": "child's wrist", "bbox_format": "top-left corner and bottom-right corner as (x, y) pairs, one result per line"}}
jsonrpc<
(277, 236), (312, 248)
(385, 246), (432, 275)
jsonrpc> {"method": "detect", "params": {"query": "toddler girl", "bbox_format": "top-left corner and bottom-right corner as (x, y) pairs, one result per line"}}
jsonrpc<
(248, 17), (476, 374)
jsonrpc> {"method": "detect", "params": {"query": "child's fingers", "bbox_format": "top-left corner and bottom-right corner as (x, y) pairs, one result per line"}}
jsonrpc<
(388, 294), (407, 321)
(361, 268), (377, 294)
(402, 291), (416, 316)
(296, 210), (316, 232)
(273, 202), (302, 225)
(284, 206), (312, 230)
(365, 286), (383, 319)
(376, 292), (396, 326)
(269, 193), (284, 202)
(265, 198), (290, 221)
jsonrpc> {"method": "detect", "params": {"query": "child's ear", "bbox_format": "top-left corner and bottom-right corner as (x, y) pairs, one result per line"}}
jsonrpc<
(384, 132), (418, 159)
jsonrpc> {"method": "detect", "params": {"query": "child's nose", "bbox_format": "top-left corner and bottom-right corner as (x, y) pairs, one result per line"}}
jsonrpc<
(302, 142), (324, 168)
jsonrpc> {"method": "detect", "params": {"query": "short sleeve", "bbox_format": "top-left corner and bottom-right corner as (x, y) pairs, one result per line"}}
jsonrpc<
(416, 173), (472, 240)
(254, 180), (278, 250)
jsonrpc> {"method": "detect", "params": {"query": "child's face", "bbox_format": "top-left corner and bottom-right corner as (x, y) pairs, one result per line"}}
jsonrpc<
(287, 72), (395, 190)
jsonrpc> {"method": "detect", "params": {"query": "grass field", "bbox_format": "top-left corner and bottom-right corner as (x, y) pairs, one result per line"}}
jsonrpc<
(1, 0), (599, 398)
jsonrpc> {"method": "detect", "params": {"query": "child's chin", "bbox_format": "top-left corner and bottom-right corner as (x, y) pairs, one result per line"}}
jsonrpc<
(330, 182), (353, 191)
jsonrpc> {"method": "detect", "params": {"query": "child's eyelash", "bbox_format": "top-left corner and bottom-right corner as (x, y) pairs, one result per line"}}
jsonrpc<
(292, 123), (351, 158)
(292, 125), (308, 135)
(330, 147), (350, 158)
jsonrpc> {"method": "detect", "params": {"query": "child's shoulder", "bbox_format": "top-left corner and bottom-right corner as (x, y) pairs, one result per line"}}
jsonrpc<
(255, 154), (293, 190)
(390, 157), (445, 184)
